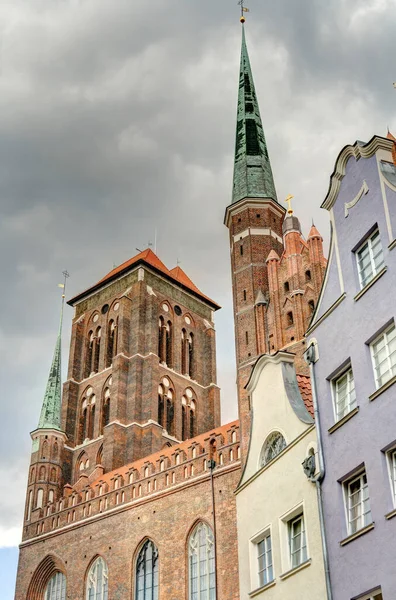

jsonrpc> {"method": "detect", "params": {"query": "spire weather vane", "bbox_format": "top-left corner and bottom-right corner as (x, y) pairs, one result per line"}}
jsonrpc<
(58, 270), (70, 301)
(238, 0), (249, 22)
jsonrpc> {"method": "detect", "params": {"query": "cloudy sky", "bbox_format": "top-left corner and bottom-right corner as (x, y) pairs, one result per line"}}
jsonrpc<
(1, 0), (395, 594)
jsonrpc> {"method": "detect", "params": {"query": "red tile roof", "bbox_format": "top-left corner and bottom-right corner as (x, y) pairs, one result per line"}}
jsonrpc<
(88, 420), (239, 488)
(296, 374), (313, 417)
(68, 248), (220, 309)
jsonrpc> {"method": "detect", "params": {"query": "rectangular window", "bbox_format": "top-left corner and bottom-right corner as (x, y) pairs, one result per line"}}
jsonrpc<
(333, 367), (357, 421)
(356, 230), (384, 289)
(354, 591), (383, 600)
(370, 322), (396, 389)
(387, 449), (396, 506)
(257, 534), (273, 587)
(345, 472), (372, 535)
(288, 515), (307, 568)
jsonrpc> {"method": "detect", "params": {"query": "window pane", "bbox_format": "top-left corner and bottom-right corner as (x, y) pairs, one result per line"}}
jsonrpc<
(189, 523), (215, 600)
(357, 231), (384, 288)
(135, 541), (159, 600)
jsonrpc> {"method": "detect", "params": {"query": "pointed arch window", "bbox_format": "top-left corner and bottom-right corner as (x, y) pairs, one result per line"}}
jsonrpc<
(158, 317), (167, 363)
(181, 329), (187, 374)
(78, 394), (96, 444)
(188, 333), (194, 378)
(188, 522), (216, 600)
(85, 331), (94, 378)
(182, 389), (196, 440)
(135, 540), (159, 600)
(101, 388), (111, 434)
(106, 319), (117, 368)
(165, 321), (173, 367)
(157, 377), (174, 436)
(86, 557), (108, 600)
(93, 327), (101, 374)
(260, 432), (286, 467)
(45, 572), (66, 600)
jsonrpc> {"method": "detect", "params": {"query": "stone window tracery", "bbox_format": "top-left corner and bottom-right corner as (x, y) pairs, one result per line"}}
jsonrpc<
(135, 540), (159, 600)
(182, 389), (196, 441)
(188, 522), (216, 600)
(260, 432), (287, 467)
(106, 319), (118, 368)
(78, 391), (96, 444)
(157, 378), (174, 436)
(86, 557), (108, 600)
(45, 572), (66, 600)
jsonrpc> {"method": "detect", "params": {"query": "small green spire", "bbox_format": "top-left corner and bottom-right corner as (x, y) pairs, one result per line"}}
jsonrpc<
(232, 25), (278, 205)
(37, 273), (69, 431)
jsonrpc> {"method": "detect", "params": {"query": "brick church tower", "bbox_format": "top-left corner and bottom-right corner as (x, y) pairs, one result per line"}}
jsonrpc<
(225, 24), (326, 457)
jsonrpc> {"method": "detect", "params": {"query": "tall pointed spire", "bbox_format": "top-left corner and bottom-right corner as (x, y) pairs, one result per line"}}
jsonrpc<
(37, 272), (69, 431)
(232, 25), (278, 205)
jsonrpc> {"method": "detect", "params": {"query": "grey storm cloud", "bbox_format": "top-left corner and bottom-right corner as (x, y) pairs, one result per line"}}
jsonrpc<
(1, 0), (395, 550)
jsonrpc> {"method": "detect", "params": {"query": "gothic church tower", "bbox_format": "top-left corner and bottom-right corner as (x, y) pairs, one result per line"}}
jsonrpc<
(225, 25), (326, 458)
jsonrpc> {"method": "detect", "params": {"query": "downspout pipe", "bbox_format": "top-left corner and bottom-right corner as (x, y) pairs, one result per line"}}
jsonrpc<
(304, 342), (333, 600)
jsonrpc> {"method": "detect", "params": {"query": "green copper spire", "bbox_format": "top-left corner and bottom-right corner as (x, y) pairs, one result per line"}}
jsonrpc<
(37, 272), (69, 431)
(232, 25), (278, 204)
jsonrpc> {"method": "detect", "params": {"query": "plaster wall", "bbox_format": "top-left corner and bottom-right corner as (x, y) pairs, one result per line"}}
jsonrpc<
(310, 147), (396, 599)
(236, 357), (326, 599)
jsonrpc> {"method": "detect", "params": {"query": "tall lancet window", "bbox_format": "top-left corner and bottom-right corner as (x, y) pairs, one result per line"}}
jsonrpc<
(101, 388), (111, 434)
(86, 557), (108, 600)
(181, 329), (187, 374)
(93, 327), (101, 373)
(188, 333), (194, 378)
(157, 377), (174, 436)
(182, 388), (196, 441)
(188, 522), (216, 600)
(106, 320), (117, 368)
(45, 572), (66, 600)
(158, 317), (166, 363)
(85, 331), (94, 378)
(165, 321), (173, 367)
(135, 540), (159, 600)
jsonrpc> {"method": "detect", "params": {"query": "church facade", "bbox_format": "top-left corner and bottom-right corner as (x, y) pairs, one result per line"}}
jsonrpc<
(14, 24), (325, 600)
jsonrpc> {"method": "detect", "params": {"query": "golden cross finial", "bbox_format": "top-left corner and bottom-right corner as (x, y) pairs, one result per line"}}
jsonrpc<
(238, 0), (249, 22)
(285, 194), (294, 215)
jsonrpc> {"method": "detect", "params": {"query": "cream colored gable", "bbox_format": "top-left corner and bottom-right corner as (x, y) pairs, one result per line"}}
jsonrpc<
(241, 352), (313, 484)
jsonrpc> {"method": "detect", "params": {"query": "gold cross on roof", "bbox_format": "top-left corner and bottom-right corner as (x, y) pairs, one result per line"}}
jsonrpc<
(285, 194), (294, 215)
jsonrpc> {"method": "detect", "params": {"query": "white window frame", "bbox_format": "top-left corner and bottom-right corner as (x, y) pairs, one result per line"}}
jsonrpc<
(288, 514), (308, 569)
(249, 525), (274, 592)
(257, 533), (274, 588)
(45, 572), (66, 600)
(370, 322), (396, 389)
(344, 471), (372, 535)
(332, 366), (357, 421)
(356, 229), (385, 289)
(354, 590), (382, 600)
(386, 448), (396, 507)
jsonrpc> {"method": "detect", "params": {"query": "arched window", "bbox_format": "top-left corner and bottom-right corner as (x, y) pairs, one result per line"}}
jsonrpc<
(158, 317), (166, 363)
(260, 432), (287, 467)
(106, 319), (117, 367)
(39, 466), (46, 480)
(284, 281), (290, 293)
(181, 329), (187, 374)
(93, 327), (101, 374)
(50, 467), (56, 481)
(52, 442), (58, 460)
(42, 441), (48, 459)
(287, 311), (294, 326)
(188, 522), (216, 600)
(165, 321), (173, 367)
(101, 388), (111, 434)
(182, 389), (196, 441)
(45, 572), (66, 600)
(88, 397), (96, 440)
(157, 378), (174, 436)
(305, 270), (311, 282)
(86, 557), (108, 600)
(188, 333), (194, 378)
(135, 540), (159, 600)
(37, 488), (44, 508)
(85, 331), (94, 378)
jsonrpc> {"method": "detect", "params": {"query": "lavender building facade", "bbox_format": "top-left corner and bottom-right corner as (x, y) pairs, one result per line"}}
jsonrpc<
(306, 134), (396, 600)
